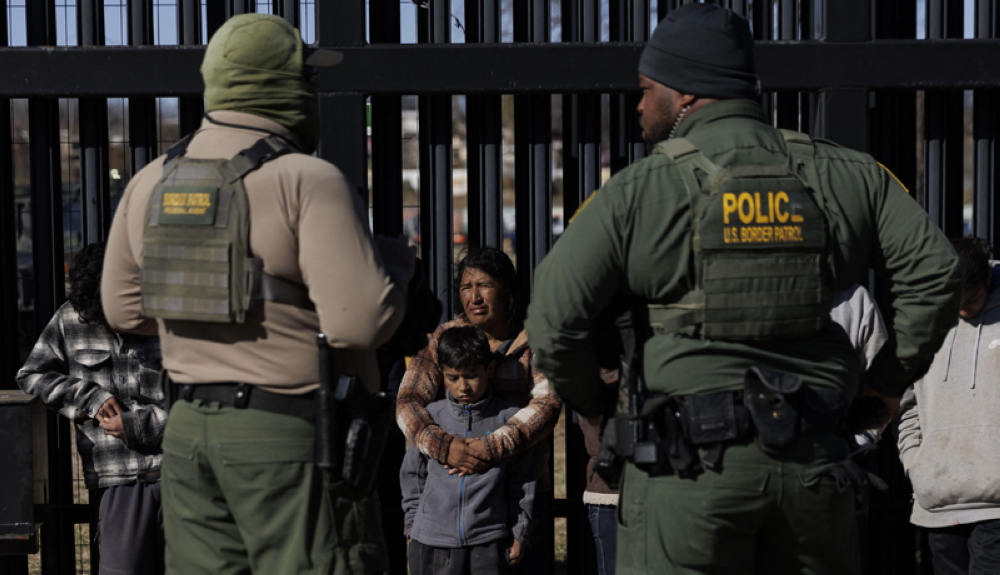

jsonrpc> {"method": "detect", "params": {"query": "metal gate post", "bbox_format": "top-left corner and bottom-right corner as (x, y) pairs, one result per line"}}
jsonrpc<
(75, 5), (111, 570)
(974, 0), (999, 245)
(513, 0), (552, 303)
(867, 0), (920, 570)
(609, 0), (648, 175)
(317, 0), (368, 200)
(26, 0), (74, 572)
(417, 0), (454, 321)
(774, 0), (799, 131)
(465, 0), (504, 250)
(812, 0), (870, 152)
(370, 0), (404, 241)
(514, 2), (553, 571)
(128, 0), (157, 177)
(79, 0), (111, 247)
(923, 0), (965, 237)
(178, 0), (205, 137)
(0, 0), (21, 393)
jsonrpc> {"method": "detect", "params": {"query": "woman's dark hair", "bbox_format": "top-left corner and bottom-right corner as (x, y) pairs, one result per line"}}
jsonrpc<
(437, 326), (493, 371)
(68, 243), (107, 326)
(953, 236), (993, 289)
(454, 247), (524, 327)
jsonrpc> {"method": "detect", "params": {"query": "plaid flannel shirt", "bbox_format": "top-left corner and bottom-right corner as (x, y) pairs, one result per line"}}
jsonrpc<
(17, 302), (164, 489)
(396, 316), (561, 491)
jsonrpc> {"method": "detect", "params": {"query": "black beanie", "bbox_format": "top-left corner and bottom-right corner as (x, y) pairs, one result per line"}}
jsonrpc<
(638, 3), (758, 100)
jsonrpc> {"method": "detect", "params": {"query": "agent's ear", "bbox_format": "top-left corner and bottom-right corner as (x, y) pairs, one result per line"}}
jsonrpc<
(486, 361), (496, 379)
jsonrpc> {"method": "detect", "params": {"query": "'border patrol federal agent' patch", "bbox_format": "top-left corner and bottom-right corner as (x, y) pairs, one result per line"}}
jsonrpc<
(158, 186), (219, 226)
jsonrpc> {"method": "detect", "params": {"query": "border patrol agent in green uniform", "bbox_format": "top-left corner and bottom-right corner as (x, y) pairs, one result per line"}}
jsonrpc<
(102, 14), (415, 575)
(525, 5), (961, 574)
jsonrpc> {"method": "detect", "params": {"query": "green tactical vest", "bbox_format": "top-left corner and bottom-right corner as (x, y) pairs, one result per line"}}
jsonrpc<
(141, 135), (313, 323)
(648, 129), (832, 340)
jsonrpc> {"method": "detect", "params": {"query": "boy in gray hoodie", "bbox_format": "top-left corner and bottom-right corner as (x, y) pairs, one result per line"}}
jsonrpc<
(898, 236), (1000, 574)
(401, 326), (537, 575)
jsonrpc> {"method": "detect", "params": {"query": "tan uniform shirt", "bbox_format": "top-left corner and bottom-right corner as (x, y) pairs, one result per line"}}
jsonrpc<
(102, 111), (407, 394)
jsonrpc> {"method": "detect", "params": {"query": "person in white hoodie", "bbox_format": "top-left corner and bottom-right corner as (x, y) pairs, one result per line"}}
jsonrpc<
(898, 236), (1000, 574)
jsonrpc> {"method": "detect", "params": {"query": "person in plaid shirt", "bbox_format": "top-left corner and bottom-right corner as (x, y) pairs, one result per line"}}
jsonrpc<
(17, 242), (165, 575)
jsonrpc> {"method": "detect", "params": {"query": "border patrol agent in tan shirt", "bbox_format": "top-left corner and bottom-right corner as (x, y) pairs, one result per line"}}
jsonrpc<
(525, 5), (961, 574)
(101, 14), (414, 575)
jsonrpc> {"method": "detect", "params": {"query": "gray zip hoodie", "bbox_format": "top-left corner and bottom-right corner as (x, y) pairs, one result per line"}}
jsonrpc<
(400, 390), (537, 548)
(898, 264), (1000, 527)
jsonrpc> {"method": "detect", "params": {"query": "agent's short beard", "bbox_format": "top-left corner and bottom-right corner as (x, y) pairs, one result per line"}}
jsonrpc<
(641, 92), (678, 146)
(642, 117), (672, 146)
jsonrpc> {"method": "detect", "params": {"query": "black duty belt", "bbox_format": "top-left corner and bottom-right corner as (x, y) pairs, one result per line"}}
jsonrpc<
(640, 386), (846, 474)
(176, 382), (315, 423)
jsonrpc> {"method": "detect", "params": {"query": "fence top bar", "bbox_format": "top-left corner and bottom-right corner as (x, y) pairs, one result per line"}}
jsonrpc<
(2, 40), (1000, 97)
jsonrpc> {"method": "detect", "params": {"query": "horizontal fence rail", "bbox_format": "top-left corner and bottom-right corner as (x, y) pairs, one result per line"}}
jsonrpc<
(2, 40), (1000, 97)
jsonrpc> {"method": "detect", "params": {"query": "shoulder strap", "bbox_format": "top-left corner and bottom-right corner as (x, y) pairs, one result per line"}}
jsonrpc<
(779, 129), (827, 213)
(655, 138), (723, 180)
(159, 134), (194, 182)
(228, 136), (296, 182)
(653, 138), (723, 242)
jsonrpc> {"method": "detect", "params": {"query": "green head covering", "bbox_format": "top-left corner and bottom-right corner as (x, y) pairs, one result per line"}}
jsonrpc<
(202, 14), (320, 153)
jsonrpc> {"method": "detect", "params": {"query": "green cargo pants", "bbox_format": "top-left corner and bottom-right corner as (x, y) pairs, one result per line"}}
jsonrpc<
(617, 434), (859, 575)
(161, 399), (388, 575)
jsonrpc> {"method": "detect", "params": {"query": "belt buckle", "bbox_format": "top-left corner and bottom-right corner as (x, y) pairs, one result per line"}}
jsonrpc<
(234, 383), (251, 409)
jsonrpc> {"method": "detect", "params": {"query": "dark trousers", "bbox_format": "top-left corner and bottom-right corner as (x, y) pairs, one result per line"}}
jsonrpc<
(587, 504), (617, 575)
(98, 482), (164, 575)
(927, 520), (1000, 574)
(408, 540), (508, 575)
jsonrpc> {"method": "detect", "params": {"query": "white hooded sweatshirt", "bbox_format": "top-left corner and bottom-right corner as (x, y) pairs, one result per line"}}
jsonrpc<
(898, 265), (1000, 527)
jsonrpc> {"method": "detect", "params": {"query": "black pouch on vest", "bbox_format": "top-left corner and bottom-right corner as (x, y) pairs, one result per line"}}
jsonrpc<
(744, 367), (802, 455)
(680, 392), (739, 445)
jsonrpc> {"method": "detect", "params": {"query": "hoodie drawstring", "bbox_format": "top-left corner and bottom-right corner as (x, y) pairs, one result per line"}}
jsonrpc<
(943, 329), (957, 382)
(972, 320), (984, 389)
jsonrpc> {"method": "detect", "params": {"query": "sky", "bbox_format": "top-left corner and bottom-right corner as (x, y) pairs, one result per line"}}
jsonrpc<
(3, 0), (981, 48)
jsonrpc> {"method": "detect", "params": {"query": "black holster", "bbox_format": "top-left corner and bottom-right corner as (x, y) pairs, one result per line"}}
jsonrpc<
(594, 394), (673, 488)
(315, 335), (393, 495)
(744, 367), (804, 455)
(161, 369), (175, 410)
(743, 367), (847, 455)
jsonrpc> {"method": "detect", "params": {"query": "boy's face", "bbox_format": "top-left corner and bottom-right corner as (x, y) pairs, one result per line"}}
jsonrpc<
(442, 363), (492, 405)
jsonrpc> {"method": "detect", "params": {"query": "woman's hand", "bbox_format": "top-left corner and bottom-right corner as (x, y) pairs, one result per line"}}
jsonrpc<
(446, 436), (489, 475)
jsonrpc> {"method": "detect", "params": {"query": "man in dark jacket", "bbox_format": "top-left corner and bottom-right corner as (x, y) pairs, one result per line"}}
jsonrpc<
(526, 4), (961, 574)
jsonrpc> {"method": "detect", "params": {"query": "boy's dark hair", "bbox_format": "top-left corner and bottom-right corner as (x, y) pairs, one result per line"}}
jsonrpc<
(437, 327), (493, 371)
(68, 242), (107, 326)
(454, 247), (524, 328)
(954, 236), (993, 289)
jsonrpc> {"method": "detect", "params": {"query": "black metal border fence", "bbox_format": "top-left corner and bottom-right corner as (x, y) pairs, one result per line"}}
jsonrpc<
(2, 0), (998, 573)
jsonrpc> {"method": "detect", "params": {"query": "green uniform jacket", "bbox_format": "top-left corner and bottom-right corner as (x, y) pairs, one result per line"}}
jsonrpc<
(526, 99), (961, 418)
